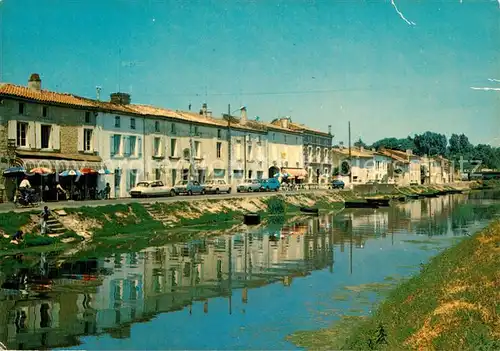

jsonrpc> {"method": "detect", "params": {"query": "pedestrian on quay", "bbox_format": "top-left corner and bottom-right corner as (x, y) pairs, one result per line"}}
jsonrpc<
(39, 206), (50, 235)
(11, 230), (24, 244)
(105, 183), (111, 199)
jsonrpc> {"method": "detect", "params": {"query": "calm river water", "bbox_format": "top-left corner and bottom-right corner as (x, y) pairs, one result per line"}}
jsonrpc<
(0, 192), (499, 350)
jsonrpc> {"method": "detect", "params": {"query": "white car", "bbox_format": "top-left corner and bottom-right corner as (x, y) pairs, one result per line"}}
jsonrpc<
(237, 179), (262, 192)
(203, 179), (231, 194)
(130, 180), (176, 198)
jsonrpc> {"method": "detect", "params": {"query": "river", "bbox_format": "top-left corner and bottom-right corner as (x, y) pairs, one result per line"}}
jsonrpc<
(0, 192), (499, 350)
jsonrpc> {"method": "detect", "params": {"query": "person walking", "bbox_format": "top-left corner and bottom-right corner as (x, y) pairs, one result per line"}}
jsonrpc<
(39, 206), (50, 235)
(105, 183), (111, 199)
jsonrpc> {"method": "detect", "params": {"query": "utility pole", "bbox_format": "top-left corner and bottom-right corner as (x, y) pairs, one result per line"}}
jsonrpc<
(227, 104), (232, 186)
(243, 133), (247, 179)
(348, 121), (352, 184)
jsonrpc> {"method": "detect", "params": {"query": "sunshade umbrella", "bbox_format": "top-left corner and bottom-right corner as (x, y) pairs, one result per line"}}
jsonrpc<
(3, 167), (26, 176)
(59, 170), (82, 200)
(80, 168), (97, 175)
(59, 170), (82, 177)
(98, 169), (112, 175)
(29, 168), (53, 202)
(30, 167), (53, 175)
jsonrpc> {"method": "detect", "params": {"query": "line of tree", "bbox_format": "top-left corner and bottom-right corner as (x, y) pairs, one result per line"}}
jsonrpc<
(348, 132), (499, 170)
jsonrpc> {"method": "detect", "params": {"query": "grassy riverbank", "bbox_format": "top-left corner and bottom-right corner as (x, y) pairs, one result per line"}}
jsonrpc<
(290, 220), (500, 350)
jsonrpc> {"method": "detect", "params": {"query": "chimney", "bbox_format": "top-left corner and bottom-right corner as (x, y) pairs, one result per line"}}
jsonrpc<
(110, 92), (131, 105)
(406, 149), (413, 156)
(328, 125), (332, 135)
(28, 73), (41, 91)
(240, 106), (247, 125)
(206, 110), (212, 118)
(280, 117), (290, 129)
(96, 86), (102, 101)
(200, 103), (208, 117)
(360, 146), (364, 153)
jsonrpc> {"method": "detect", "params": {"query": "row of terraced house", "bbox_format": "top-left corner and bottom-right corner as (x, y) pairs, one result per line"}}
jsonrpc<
(0, 73), (453, 201)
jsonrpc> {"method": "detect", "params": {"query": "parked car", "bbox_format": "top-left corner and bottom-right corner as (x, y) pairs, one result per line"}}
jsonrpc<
(237, 179), (262, 192)
(174, 180), (205, 195)
(260, 178), (281, 191)
(130, 180), (176, 198)
(331, 179), (345, 189)
(203, 179), (231, 194)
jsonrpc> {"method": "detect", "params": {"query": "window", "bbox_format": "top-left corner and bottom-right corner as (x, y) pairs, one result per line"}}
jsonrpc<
(84, 129), (93, 151)
(85, 111), (91, 124)
(247, 145), (252, 160)
(170, 139), (177, 157)
(171, 123), (176, 134)
(42, 106), (48, 118)
(115, 116), (121, 128)
(258, 136), (262, 143)
(128, 136), (137, 156)
(155, 168), (161, 180)
(182, 168), (189, 181)
(112, 135), (121, 156)
(216, 142), (222, 158)
(154, 137), (161, 157)
(40, 125), (51, 149)
(296, 136), (299, 143)
(194, 126), (199, 135)
(248, 170), (253, 179)
(130, 118), (136, 130)
(217, 129), (222, 139)
(16, 122), (28, 147)
(18, 103), (25, 115)
(272, 133), (276, 141)
(284, 135), (287, 143)
(155, 121), (160, 133)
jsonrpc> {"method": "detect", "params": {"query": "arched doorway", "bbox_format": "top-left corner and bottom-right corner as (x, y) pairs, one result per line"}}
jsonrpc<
(268, 166), (279, 178)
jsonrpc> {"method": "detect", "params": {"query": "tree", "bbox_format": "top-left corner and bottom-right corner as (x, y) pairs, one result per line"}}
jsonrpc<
(371, 137), (416, 152)
(413, 131), (447, 156)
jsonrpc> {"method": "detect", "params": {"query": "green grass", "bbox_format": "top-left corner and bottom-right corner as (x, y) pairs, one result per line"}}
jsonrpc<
(0, 211), (35, 236)
(289, 220), (500, 350)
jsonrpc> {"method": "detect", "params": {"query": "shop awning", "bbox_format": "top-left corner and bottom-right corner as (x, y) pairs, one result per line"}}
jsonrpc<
(20, 158), (105, 173)
(282, 168), (308, 178)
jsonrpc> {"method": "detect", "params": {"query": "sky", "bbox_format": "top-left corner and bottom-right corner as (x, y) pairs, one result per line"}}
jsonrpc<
(1, 0), (499, 145)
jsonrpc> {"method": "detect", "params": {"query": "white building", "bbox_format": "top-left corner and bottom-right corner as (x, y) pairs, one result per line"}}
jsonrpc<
(95, 93), (146, 198)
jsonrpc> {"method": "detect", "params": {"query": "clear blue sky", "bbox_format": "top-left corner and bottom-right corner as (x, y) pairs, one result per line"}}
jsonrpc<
(1, 0), (499, 145)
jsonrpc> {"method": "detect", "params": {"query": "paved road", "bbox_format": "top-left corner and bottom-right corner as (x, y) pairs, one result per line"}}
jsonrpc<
(0, 189), (337, 213)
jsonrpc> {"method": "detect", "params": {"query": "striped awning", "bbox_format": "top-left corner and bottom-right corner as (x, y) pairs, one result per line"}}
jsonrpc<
(20, 158), (105, 173)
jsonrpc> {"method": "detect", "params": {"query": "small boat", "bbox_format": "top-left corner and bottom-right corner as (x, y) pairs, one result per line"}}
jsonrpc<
(300, 207), (319, 214)
(345, 201), (379, 209)
(397, 196), (406, 202)
(422, 193), (439, 198)
(406, 194), (419, 200)
(244, 213), (261, 225)
(366, 198), (390, 207)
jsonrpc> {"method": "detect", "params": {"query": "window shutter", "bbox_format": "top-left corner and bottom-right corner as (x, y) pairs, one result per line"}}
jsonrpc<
(110, 135), (115, 156)
(29, 122), (37, 149)
(124, 136), (130, 156)
(92, 128), (98, 153)
(138, 137), (143, 157)
(52, 125), (60, 150)
(8, 120), (16, 140)
(77, 127), (84, 151)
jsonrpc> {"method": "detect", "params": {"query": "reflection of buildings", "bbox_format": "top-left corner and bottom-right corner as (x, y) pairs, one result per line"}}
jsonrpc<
(0, 223), (333, 350)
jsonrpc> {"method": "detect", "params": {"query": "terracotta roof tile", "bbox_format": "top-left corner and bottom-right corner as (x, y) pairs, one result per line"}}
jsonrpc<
(332, 147), (378, 158)
(0, 83), (95, 108)
(288, 122), (329, 136)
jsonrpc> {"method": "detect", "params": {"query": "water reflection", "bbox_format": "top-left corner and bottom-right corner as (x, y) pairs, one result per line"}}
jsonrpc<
(0, 193), (497, 350)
